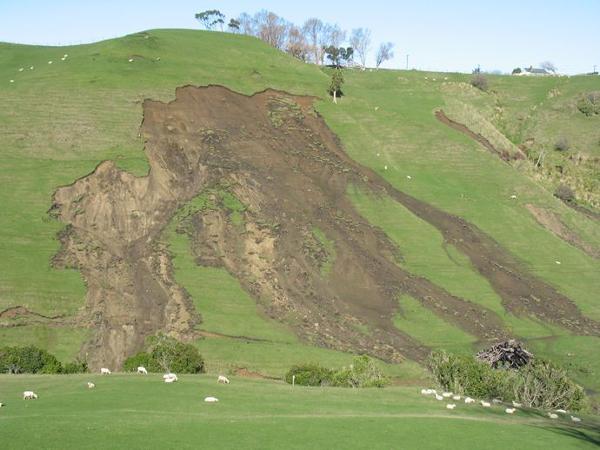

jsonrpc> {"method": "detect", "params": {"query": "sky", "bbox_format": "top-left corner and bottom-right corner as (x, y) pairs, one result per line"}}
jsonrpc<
(1, 0), (599, 74)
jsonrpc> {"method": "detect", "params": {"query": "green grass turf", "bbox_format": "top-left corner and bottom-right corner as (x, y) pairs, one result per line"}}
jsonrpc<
(0, 374), (598, 450)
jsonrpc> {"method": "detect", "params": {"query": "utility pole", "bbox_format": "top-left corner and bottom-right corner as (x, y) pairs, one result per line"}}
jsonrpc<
(406, 54), (409, 70)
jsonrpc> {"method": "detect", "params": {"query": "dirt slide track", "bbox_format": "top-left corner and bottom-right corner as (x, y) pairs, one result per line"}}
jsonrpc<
(50, 86), (600, 369)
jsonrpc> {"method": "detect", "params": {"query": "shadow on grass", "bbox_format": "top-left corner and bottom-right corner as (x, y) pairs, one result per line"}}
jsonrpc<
(540, 424), (600, 447)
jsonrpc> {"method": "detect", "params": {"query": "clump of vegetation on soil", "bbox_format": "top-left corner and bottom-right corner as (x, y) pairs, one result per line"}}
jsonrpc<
(470, 74), (489, 92)
(428, 350), (587, 411)
(576, 91), (600, 116)
(0, 345), (87, 374)
(123, 333), (205, 374)
(285, 355), (388, 388)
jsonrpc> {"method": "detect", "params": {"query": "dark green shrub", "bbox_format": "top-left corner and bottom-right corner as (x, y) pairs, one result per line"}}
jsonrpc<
(123, 351), (158, 373)
(427, 350), (509, 399)
(123, 334), (205, 374)
(285, 363), (333, 386)
(0, 345), (62, 374)
(510, 359), (586, 411)
(428, 350), (587, 411)
(61, 359), (88, 374)
(285, 356), (388, 388)
(330, 355), (388, 388)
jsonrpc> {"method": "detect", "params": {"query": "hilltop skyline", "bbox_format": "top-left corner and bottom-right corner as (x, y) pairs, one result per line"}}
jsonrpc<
(0, 1), (598, 74)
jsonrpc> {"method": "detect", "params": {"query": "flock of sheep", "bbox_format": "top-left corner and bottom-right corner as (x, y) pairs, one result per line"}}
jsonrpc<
(2, 367), (232, 407)
(420, 387), (582, 422)
(8, 53), (70, 84)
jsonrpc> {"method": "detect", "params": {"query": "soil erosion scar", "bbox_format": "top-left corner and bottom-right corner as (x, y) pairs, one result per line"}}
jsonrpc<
(51, 86), (598, 368)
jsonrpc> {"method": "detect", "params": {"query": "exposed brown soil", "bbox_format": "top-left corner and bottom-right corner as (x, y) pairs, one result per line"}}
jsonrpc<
(50, 86), (599, 369)
(435, 110), (525, 162)
(0, 306), (66, 325)
(526, 204), (599, 259)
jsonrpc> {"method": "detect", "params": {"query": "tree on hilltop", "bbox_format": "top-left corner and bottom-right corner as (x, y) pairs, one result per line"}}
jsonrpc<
(324, 46), (354, 68)
(376, 42), (394, 68)
(195, 10), (225, 31)
(228, 18), (241, 33)
(350, 28), (371, 68)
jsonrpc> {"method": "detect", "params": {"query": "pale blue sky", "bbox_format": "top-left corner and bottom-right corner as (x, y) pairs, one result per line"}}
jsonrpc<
(1, 0), (598, 74)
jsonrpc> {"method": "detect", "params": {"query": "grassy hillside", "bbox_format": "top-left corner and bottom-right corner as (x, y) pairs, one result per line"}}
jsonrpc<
(0, 29), (598, 395)
(0, 374), (598, 449)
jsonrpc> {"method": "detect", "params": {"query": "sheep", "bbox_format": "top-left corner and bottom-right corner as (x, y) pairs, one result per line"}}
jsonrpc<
(63, 54), (68, 58)
(435, 394), (444, 401)
(23, 391), (38, 400)
(464, 397), (475, 404)
(137, 366), (148, 375)
(421, 388), (436, 395)
(555, 261), (561, 265)
(87, 382), (95, 389)
(29, 66), (34, 70)
(548, 413), (558, 419)
(570, 416), (581, 422)
(384, 165), (388, 170)
(10, 80), (14, 83)
(100, 368), (111, 375)
(510, 194), (517, 199)
(505, 408), (516, 414)
(446, 404), (456, 410)
(452, 395), (461, 400)
(204, 396), (219, 403)
(442, 392), (453, 398)
(217, 375), (230, 384)
(163, 373), (178, 382)
(492, 398), (502, 404)
(480, 401), (491, 407)
(374, 106), (379, 111)
(18, 68), (24, 72)
(512, 401), (522, 408)
(406, 175), (412, 180)
(128, 58), (134, 63)
(555, 409), (567, 414)
(48, 61), (53, 64)
(0, 402), (4, 407)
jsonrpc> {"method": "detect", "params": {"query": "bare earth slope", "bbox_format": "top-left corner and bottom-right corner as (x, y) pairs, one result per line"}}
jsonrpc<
(50, 86), (599, 369)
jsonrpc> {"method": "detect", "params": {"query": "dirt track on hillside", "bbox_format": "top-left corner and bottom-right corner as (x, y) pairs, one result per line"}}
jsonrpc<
(50, 86), (599, 369)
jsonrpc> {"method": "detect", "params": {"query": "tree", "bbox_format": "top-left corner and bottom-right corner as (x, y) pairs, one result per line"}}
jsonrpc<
(324, 46), (353, 68)
(255, 10), (288, 49)
(540, 61), (557, 74)
(375, 42), (394, 68)
(237, 12), (256, 35)
(286, 26), (309, 61)
(350, 28), (371, 67)
(512, 67), (522, 75)
(195, 10), (225, 31)
(329, 69), (344, 104)
(325, 24), (346, 49)
(228, 18), (240, 33)
(302, 18), (324, 64)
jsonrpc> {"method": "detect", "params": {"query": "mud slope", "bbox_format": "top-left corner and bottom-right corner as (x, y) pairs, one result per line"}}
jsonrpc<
(51, 86), (599, 368)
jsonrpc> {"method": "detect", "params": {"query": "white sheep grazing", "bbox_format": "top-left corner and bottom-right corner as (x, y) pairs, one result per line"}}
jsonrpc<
(384, 165), (388, 170)
(555, 409), (567, 414)
(137, 366), (148, 375)
(18, 68), (24, 72)
(492, 398), (502, 404)
(452, 395), (461, 400)
(128, 58), (134, 63)
(548, 413), (558, 419)
(406, 175), (412, 180)
(442, 392), (453, 398)
(163, 373), (178, 382)
(555, 261), (561, 265)
(29, 66), (34, 70)
(48, 61), (53, 64)
(100, 368), (111, 375)
(512, 401), (522, 408)
(446, 404), (456, 410)
(0, 402), (4, 407)
(480, 401), (491, 407)
(505, 408), (516, 414)
(464, 397), (475, 404)
(87, 382), (95, 389)
(435, 394), (444, 401)
(23, 391), (38, 400)
(570, 416), (581, 422)
(204, 396), (219, 403)
(10, 80), (14, 83)
(510, 194), (517, 199)
(217, 375), (230, 384)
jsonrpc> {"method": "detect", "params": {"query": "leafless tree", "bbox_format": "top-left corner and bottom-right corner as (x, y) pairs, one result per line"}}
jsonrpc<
(302, 18), (324, 64)
(238, 12), (256, 36)
(540, 61), (557, 74)
(325, 24), (346, 49)
(375, 42), (394, 68)
(350, 28), (371, 67)
(255, 10), (288, 50)
(286, 26), (309, 61)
